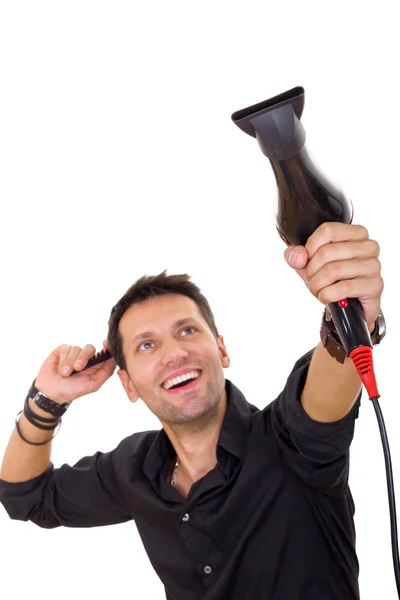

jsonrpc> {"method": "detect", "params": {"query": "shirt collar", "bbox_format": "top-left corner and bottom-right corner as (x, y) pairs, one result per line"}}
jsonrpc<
(143, 377), (252, 481)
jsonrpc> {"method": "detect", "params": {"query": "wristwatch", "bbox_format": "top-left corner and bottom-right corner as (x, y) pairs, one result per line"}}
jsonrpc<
(27, 380), (71, 417)
(320, 307), (386, 364)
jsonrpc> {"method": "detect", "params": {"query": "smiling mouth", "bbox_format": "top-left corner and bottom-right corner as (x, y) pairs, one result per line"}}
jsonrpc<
(162, 371), (203, 393)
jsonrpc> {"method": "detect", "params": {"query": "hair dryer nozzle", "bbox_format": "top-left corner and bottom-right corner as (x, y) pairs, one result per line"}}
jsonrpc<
(231, 86), (305, 161)
(231, 86), (305, 133)
(231, 85), (353, 247)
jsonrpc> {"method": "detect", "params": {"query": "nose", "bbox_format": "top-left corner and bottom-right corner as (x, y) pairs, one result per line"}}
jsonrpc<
(160, 338), (190, 367)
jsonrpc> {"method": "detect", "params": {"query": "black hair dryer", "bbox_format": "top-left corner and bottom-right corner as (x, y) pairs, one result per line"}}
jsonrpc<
(231, 86), (379, 400)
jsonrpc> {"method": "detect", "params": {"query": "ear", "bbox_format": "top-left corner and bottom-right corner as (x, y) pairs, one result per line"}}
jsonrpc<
(117, 369), (140, 403)
(217, 335), (230, 368)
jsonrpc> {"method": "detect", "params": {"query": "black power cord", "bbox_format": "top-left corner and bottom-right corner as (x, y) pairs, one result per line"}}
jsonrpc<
(371, 396), (400, 596)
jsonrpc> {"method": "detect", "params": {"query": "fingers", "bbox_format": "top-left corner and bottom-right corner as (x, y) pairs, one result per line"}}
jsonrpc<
(305, 223), (369, 260)
(284, 246), (308, 269)
(74, 354), (117, 396)
(305, 239), (380, 280)
(36, 342), (114, 403)
(56, 344), (96, 376)
(316, 275), (384, 306)
(306, 258), (382, 301)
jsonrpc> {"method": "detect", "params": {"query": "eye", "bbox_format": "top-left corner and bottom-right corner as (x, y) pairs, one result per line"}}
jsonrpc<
(137, 326), (197, 352)
(181, 326), (196, 336)
(138, 341), (154, 351)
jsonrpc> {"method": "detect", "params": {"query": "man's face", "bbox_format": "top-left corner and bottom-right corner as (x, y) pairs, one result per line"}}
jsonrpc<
(117, 294), (230, 425)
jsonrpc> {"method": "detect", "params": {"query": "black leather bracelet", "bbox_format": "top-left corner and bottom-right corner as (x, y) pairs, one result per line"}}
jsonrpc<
(15, 411), (62, 446)
(23, 398), (60, 430)
(24, 397), (59, 424)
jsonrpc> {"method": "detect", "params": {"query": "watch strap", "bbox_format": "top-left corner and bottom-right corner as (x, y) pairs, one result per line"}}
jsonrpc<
(320, 308), (384, 364)
(320, 312), (347, 363)
(28, 380), (71, 417)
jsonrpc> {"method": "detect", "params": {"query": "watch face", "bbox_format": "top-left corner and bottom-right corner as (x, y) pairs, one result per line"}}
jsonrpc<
(33, 392), (47, 403)
(377, 311), (386, 340)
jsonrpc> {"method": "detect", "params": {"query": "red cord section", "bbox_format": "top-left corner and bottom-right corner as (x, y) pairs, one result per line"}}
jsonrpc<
(349, 345), (380, 400)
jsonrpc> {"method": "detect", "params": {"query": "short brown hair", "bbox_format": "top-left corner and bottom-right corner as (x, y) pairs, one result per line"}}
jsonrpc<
(107, 269), (220, 370)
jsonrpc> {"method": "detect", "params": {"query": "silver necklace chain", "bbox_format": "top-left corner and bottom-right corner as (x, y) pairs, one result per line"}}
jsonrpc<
(171, 457), (179, 487)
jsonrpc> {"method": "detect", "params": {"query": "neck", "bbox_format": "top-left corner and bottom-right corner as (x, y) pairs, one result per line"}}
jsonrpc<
(163, 388), (227, 483)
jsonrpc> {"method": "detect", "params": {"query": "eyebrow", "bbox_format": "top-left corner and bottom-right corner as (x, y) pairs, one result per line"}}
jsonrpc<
(131, 318), (198, 346)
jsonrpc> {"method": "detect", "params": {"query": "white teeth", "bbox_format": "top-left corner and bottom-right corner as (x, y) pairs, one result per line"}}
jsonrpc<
(163, 370), (201, 390)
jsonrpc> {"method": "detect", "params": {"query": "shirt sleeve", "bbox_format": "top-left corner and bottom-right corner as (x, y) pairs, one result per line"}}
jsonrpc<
(270, 348), (362, 496)
(0, 444), (133, 529)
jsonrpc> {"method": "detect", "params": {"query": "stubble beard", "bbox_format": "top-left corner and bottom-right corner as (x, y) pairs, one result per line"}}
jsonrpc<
(159, 377), (224, 432)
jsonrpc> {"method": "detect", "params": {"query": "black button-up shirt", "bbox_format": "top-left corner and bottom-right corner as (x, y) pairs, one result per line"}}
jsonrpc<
(0, 349), (361, 600)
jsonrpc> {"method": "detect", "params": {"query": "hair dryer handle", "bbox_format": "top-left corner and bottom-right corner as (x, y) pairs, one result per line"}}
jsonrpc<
(328, 297), (372, 355)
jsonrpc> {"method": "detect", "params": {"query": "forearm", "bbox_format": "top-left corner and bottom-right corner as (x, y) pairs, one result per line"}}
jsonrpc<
(0, 399), (55, 483)
(301, 341), (363, 422)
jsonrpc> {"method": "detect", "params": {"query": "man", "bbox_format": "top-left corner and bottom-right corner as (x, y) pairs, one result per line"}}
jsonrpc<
(0, 222), (384, 599)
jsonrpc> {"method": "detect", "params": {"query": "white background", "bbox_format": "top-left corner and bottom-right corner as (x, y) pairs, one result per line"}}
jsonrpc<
(0, 1), (398, 598)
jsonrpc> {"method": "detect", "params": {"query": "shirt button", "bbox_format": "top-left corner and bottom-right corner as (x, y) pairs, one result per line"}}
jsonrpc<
(182, 513), (190, 522)
(204, 565), (212, 575)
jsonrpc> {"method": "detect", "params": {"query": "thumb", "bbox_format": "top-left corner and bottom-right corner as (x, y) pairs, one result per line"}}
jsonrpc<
(284, 246), (308, 269)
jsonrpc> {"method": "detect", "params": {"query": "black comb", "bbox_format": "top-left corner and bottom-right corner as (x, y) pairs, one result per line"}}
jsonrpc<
(70, 348), (113, 375)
